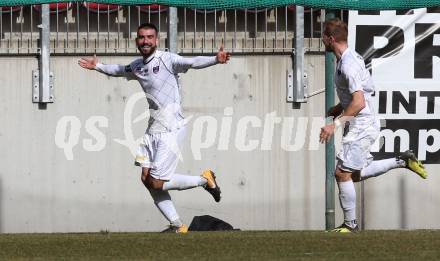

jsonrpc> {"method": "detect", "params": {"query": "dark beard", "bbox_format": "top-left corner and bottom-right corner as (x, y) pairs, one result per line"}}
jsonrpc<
(138, 45), (156, 56)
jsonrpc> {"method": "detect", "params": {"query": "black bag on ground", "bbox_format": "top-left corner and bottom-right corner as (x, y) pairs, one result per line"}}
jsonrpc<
(188, 215), (236, 231)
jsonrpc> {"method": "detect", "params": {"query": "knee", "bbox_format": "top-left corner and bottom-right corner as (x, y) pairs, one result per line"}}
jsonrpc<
(141, 168), (158, 189)
(335, 168), (352, 182)
(147, 180), (163, 190)
(141, 168), (163, 190)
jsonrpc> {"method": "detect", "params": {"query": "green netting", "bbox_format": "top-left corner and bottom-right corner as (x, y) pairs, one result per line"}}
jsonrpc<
(0, 0), (440, 10)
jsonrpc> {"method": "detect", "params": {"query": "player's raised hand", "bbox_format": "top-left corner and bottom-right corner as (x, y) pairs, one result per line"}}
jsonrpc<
(216, 44), (231, 64)
(78, 54), (98, 70)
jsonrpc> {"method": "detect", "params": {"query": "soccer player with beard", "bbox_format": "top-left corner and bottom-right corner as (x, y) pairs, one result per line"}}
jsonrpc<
(319, 18), (427, 232)
(79, 23), (230, 233)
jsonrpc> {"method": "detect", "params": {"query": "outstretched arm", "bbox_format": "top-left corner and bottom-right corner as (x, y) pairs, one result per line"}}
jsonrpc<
(78, 55), (130, 77)
(172, 45), (231, 73)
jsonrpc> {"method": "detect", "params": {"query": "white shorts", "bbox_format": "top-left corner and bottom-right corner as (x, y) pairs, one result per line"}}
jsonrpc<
(337, 117), (380, 172)
(134, 127), (186, 180)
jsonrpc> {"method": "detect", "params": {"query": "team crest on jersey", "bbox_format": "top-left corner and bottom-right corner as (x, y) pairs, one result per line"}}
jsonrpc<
(153, 65), (160, 74)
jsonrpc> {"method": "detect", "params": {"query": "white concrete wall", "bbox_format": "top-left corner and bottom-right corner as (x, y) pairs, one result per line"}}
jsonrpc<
(0, 55), (438, 233)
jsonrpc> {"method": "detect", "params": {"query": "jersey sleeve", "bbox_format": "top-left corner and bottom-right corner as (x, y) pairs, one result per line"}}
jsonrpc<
(95, 62), (136, 81)
(170, 53), (218, 74)
(345, 68), (363, 94)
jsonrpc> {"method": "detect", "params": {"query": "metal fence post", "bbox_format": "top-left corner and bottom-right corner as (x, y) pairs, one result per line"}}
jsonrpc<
(325, 10), (336, 230)
(33, 4), (53, 104)
(167, 7), (178, 53)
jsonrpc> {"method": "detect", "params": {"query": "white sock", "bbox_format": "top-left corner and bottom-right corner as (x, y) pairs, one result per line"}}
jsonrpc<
(360, 158), (405, 180)
(148, 188), (181, 224)
(345, 220), (357, 228)
(337, 180), (356, 226)
(162, 173), (207, 191)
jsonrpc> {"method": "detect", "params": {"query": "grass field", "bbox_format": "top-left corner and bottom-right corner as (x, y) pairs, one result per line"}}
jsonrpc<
(1, 230), (440, 260)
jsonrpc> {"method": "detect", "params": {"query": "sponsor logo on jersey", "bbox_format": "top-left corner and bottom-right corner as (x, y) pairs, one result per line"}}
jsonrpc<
(135, 66), (148, 76)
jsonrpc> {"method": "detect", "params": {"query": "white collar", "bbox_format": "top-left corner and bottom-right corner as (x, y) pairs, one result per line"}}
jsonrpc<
(143, 50), (159, 64)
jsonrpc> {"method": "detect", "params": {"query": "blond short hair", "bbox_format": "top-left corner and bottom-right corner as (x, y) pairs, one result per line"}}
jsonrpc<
(323, 18), (348, 42)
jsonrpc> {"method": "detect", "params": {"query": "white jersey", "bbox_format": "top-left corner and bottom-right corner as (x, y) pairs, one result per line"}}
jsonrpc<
(335, 48), (375, 118)
(96, 50), (217, 133)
